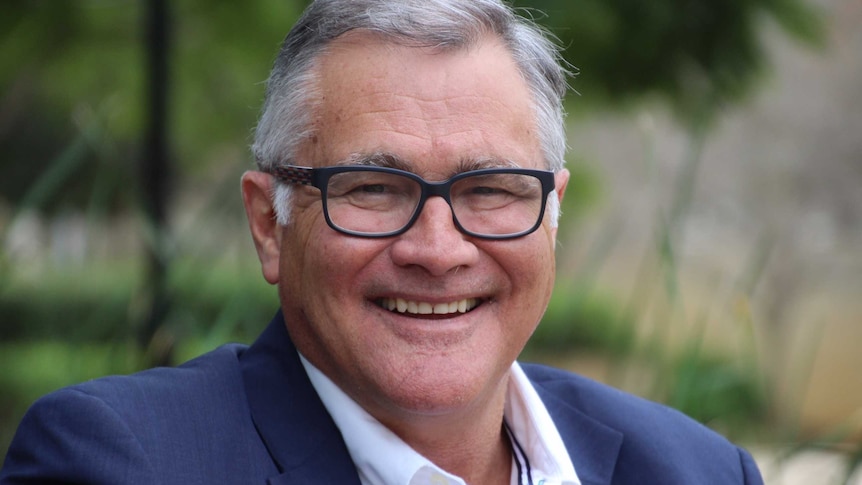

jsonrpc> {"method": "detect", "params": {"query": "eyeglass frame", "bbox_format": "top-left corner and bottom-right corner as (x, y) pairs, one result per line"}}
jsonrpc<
(263, 164), (558, 240)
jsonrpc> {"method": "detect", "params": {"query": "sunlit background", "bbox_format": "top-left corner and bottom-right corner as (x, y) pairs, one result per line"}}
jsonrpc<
(1, 1), (860, 483)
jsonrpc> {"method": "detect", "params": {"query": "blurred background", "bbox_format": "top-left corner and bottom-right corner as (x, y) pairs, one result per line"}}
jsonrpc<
(1, 0), (860, 482)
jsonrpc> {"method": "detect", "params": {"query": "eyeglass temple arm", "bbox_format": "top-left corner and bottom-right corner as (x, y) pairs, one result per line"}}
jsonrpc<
(267, 166), (314, 186)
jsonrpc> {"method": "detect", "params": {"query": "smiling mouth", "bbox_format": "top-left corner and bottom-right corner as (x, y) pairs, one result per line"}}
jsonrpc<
(377, 297), (481, 316)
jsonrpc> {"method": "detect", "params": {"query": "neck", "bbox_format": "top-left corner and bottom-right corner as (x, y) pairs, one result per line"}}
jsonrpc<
(374, 383), (514, 484)
(395, 417), (513, 484)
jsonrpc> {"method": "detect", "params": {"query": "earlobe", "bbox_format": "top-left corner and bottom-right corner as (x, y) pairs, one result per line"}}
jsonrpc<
(241, 171), (281, 285)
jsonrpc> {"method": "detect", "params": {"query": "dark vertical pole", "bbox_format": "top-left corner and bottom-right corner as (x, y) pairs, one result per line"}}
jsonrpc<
(140, 0), (172, 366)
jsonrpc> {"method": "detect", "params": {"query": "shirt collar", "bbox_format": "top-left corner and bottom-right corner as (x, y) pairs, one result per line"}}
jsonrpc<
(506, 362), (581, 485)
(300, 354), (580, 485)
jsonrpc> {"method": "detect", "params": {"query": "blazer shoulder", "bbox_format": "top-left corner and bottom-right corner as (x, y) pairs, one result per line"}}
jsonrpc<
(51, 343), (249, 408)
(66, 343), (253, 442)
(1, 343), (276, 485)
(521, 362), (763, 484)
(522, 362), (720, 438)
(1, 384), (158, 484)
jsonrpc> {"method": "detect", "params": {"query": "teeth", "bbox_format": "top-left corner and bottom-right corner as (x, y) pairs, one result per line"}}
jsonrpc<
(380, 297), (479, 316)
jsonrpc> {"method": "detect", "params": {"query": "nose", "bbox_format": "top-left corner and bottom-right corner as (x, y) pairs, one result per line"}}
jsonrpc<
(389, 196), (480, 276)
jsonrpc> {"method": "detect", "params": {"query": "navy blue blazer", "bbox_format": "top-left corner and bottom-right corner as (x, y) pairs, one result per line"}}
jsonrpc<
(1, 312), (763, 484)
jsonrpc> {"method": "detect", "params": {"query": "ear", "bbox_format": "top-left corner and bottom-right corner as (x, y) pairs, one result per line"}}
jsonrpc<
(550, 169), (570, 240)
(241, 171), (281, 285)
(555, 168), (570, 205)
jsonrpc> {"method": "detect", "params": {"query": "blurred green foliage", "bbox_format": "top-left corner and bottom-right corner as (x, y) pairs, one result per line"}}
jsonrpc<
(1, 0), (306, 213)
(529, 283), (636, 357)
(1, 0), (827, 212)
(0, 260), (274, 344)
(664, 349), (767, 434)
(515, 0), (824, 121)
(1, 0), (844, 470)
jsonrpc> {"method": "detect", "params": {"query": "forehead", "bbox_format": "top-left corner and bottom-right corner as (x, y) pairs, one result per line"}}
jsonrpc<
(300, 32), (543, 172)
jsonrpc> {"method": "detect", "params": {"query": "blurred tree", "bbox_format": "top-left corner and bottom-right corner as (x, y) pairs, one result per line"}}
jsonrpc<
(0, 2), (142, 214)
(516, 0), (824, 124)
(512, 0), (824, 301)
(0, 1), (307, 363)
(0, 0), (307, 214)
(0, 0), (825, 362)
(1, 0), (825, 212)
(140, 0), (173, 366)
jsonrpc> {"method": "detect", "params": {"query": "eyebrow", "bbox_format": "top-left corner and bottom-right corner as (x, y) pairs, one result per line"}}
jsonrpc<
(457, 157), (520, 172)
(335, 152), (521, 175)
(336, 152), (413, 171)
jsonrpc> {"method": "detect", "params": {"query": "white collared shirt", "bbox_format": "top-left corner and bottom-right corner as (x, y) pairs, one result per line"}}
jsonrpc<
(300, 354), (580, 485)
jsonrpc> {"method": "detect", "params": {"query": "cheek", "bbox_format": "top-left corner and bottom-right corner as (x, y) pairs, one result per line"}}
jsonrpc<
(284, 222), (383, 311)
(505, 236), (557, 305)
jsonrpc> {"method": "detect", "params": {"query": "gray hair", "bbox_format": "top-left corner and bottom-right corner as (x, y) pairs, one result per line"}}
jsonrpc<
(252, 0), (570, 227)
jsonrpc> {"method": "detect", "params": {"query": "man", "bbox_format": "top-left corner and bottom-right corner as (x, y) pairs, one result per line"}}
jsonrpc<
(1, 1), (763, 484)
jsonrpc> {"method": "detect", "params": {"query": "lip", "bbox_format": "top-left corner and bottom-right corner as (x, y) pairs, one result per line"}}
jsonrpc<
(364, 292), (493, 347)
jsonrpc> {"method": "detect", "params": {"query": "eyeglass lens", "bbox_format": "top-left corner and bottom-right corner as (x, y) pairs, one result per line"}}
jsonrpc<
(324, 170), (545, 237)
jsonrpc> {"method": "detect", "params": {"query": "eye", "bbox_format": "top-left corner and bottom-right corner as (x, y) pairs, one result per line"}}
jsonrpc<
(328, 173), (398, 197)
(326, 170), (420, 213)
(469, 185), (506, 195)
(456, 174), (537, 198)
(353, 183), (387, 194)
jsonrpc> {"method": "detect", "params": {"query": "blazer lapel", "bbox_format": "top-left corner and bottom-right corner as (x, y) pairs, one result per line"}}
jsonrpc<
(532, 379), (624, 485)
(240, 313), (623, 484)
(240, 310), (361, 485)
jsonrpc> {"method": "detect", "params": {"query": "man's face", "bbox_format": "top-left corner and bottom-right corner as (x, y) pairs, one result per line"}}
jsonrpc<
(264, 33), (568, 423)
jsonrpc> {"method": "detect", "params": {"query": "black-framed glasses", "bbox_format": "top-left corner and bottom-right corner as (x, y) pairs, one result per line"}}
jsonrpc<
(265, 164), (556, 240)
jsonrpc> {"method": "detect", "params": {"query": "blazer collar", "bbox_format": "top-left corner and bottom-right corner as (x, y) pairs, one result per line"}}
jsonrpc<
(241, 311), (622, 485)
(240, 310), (361, 485)
(532, 379), (623, 485)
